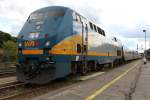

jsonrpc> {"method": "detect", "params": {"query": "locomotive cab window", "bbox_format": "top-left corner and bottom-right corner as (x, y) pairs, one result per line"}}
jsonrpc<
(75, 15), (78, 21)
(113, 37), (117, 42)
(97, 27), (105, 36)
(101, 30), (105, 36)
(93, 24), (97, 32)
(85, 24), (88, 34)
(73, 13), (78, 22)
(75, 14), (81, 22)
(89, 22), (93, 30)
(97, 27), (101, 34)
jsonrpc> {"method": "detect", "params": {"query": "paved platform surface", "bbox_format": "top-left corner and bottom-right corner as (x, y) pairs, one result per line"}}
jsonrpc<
(132, 61), (150, 100)
(32, 60), (150, 100)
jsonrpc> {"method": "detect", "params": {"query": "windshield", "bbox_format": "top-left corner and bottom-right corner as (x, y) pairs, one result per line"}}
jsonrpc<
(30, 13), (43, 20)
(29, 11), (65, 20)
(47, 11), (65, 16)
(29, 13), (44, 20)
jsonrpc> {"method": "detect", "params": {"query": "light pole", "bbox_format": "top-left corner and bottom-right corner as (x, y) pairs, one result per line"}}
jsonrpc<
(143, 29), (146, 57)
(137, 44), (138, 53)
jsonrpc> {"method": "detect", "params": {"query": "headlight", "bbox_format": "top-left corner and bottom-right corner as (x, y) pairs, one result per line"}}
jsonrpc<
(45, 41), (50, 46)
(19, 42), (22, 47)
(36, 26), (41, 30)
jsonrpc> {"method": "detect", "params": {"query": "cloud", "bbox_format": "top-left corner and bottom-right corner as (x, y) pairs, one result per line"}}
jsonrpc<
(0, 0), (103, 35)
(0, 0), (150, 51)
(0, 0), (49, 35)
(43, 0), (103, 23)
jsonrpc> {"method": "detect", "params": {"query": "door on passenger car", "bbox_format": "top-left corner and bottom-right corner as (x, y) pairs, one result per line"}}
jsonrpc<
(81, 20), (88, 56)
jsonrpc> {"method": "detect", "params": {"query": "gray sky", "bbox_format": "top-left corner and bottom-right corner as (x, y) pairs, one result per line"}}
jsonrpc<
(0, 0), (150, 52)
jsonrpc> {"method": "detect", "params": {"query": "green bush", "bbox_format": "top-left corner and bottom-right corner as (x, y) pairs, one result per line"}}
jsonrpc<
(2, 41), (17, 61)
(0, 31), (16, 47)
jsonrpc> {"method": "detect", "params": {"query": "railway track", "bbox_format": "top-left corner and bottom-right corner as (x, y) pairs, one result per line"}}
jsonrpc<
(0, 81), (26, 100)
(0, 65), (123, 100)
(0, 71), (16, 78)
(0, 85), (46, 100)
(0, 61), (139, 100)
(0, 67), (16, 78)
(0, 81), (59, 100)
(0, 75), (82, 100)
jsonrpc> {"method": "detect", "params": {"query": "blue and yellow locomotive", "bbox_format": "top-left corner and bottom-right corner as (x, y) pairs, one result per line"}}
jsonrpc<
(16, 6), (139, 84)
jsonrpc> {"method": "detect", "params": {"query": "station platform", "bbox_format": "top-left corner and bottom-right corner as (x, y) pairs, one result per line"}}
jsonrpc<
(132, 61), (150, 100)
(32, 60), (150, 100)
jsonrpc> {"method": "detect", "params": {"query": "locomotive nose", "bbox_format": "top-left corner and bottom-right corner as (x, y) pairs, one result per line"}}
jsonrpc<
(18, 40), (52, 62)
(17, 33), (58, 63)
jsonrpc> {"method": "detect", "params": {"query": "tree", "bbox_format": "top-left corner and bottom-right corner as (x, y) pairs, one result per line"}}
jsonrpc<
(2, 41), (17, 61)
(0, 31), (16, 47)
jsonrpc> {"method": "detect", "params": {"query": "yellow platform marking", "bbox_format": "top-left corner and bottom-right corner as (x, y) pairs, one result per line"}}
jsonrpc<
(80, 72), (105, 81)
(86, 61), (140, 100)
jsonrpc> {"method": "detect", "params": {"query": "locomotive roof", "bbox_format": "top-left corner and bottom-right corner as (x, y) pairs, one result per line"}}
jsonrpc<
(31, 6), (72, 14)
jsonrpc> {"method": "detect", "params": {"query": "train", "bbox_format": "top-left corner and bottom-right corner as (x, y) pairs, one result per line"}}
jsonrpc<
(16, 6), (141, 84)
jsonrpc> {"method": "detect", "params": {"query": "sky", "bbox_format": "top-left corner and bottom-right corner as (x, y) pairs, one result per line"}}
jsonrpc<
(0, 0), (150, 52)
